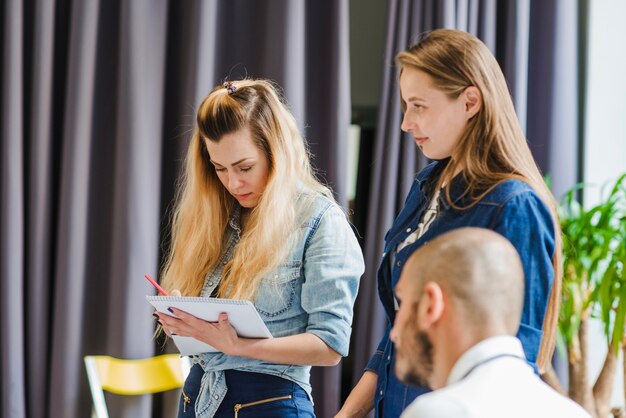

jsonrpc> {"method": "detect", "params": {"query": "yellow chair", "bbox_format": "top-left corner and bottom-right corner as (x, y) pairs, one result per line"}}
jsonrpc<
(84, 354), (191, 418)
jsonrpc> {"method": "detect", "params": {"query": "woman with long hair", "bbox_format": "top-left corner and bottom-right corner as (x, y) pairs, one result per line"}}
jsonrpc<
(338, 29), (561, 418)
(155, 79), (364, 418)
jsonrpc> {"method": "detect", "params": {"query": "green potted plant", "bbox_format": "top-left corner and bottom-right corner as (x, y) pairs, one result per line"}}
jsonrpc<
(544, 174), (626, 418)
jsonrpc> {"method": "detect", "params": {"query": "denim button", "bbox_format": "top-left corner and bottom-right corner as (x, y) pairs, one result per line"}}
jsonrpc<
(396, 261), (401, 267)
(406, 228), (411, 233)
(379, 390), (383, 396)
(213, 394), (219, 400)
(208, 281), (213, 287)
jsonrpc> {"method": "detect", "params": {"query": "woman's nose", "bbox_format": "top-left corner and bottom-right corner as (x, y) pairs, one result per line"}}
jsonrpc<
(401, 112), (413, 132)
(228, 174), (243, 190)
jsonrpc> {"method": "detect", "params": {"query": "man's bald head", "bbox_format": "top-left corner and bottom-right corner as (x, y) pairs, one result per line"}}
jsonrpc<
(403, 227), (524, 334)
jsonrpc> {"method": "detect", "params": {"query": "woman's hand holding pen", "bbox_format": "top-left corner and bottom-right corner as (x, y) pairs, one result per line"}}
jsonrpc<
(155, 308), (242, 356)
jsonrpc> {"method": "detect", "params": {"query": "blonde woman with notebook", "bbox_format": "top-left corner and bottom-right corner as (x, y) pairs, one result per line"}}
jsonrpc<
(154, 79), (364, 418)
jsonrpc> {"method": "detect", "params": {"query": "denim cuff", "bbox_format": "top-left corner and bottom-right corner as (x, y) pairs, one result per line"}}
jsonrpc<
(365, 350), (384, 373)
(307, 311), (352, 357)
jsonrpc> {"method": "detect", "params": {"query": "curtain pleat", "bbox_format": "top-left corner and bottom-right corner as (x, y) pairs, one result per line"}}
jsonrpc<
(25, 0), (57, 417)
(1, 0), (26, 416)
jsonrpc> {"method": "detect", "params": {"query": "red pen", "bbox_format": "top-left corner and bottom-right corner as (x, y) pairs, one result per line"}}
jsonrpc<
(144, 274), (169, 296)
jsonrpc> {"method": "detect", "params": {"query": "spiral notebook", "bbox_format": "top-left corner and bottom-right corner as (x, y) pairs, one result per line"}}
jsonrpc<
(146, 295), (272, 355)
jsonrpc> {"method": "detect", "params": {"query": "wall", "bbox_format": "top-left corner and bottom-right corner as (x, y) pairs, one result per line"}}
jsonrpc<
(584, 0), (626, 409)
(349, 0), (388, 109)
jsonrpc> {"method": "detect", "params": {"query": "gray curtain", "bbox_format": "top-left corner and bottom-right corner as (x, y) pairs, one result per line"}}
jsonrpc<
(349, 1), (581, 414)
(0, 1), (350, 417)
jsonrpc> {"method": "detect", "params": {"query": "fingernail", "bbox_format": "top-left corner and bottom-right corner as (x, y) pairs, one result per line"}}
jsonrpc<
(157, 320), (163, 325)
(171, 333), (177, 336)
(168, 307), (174, 314)
(152, 313), (159, 319)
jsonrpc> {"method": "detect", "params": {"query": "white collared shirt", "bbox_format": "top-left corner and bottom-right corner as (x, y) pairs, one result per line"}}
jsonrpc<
(401, 336), (591, 418)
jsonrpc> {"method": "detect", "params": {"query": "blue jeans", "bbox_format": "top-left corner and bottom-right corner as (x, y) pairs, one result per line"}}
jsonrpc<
(178, 364), (315, 417)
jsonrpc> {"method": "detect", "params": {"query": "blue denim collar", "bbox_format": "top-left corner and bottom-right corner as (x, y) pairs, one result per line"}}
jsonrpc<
(423, 159), (490, 211)
(227, 204), (242, 236)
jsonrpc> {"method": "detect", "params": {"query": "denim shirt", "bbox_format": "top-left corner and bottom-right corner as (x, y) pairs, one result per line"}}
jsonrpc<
(366, 160), (556, 418)
(191, 192), (364, 418)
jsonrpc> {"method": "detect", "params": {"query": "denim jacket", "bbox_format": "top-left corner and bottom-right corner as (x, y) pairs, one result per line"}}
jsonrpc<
(366, 160), (556, 418)
(191, 191), (364, 418)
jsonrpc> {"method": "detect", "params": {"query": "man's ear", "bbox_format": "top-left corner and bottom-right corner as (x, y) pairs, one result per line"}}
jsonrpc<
(416, 281), (445, 330)
(463, 86), (482, 118)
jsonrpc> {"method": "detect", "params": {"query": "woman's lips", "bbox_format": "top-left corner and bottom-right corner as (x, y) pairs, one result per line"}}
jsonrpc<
(414, 137), (429, 146)
(234, 193), (252, 200)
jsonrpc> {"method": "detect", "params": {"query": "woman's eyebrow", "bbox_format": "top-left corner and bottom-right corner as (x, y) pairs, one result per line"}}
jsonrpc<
(210, 157), (254, 167)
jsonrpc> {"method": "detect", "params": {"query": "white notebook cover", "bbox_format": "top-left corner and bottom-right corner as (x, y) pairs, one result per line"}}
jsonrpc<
(146, 296), (272, 355)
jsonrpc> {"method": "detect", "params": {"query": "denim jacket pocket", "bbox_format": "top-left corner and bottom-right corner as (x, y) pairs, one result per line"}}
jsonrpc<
(254, 261), (302, 317)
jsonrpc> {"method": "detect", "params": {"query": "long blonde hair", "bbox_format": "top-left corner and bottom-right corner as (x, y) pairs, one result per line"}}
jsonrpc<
(161, 79), (332, 300)
(396, 29), (562, 373)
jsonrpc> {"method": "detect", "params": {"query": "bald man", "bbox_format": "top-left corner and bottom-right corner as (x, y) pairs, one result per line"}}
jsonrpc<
(390, 227), (589, 418)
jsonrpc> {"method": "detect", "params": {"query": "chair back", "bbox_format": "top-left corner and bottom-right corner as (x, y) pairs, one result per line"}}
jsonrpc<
(84, 354), (190, 418)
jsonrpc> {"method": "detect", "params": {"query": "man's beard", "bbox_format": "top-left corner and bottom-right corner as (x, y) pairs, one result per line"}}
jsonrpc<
(398, 329), (434, 387)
